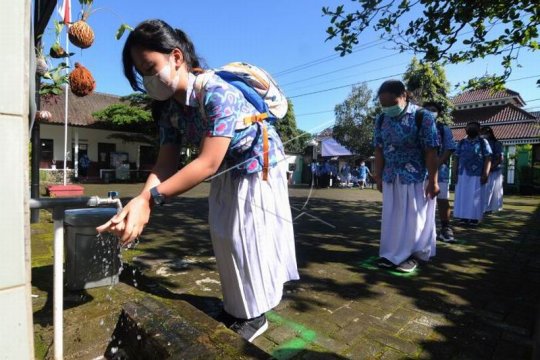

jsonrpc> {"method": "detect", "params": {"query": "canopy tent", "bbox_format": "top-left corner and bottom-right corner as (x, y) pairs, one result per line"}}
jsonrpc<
(320, 137), (353, 157)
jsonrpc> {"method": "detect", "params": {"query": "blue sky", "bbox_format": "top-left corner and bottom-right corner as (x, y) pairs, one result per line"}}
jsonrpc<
(42, 0), (540, 132)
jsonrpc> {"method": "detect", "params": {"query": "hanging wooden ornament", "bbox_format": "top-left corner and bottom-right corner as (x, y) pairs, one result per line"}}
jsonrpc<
(69, 62), (96, 97)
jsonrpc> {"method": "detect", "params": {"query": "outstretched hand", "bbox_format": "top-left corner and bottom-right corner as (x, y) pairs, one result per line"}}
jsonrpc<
(96, 195), (151, 246)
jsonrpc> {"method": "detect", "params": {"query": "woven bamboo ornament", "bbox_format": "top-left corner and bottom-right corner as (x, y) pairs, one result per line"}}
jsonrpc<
(69, 63), (96, 97)
(68, 16), (95, 49)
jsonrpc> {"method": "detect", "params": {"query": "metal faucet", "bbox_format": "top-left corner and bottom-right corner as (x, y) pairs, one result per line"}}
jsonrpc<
(87, 191), (123, 212)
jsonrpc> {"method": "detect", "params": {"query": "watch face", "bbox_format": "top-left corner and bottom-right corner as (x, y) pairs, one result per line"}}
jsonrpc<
(151, 187), (165, 205)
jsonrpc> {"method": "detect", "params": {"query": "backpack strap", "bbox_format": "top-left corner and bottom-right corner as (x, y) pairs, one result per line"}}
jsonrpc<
(193, 71), (271, 180)
(415, 108), (425, 132)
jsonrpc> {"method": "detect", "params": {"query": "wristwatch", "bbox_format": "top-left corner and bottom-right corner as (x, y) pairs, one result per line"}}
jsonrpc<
(150, 186), (166, 206)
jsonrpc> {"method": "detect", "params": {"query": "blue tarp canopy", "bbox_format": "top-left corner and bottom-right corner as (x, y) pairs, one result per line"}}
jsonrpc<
(321, 137), (353, 157)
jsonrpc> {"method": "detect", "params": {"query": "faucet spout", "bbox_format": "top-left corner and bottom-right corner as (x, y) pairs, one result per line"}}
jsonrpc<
(87, 192), (123, 213)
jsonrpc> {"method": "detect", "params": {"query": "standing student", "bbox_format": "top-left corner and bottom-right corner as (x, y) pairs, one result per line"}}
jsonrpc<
(311, 160), (320, 188)
(340, 163), (352, 187)
(358, 161), (371, 190)
(423, 102), (457, 243)
(96, 19), (299, 342)
(453, 121), (492, 225)
(78, 153), (90, 179)
(373, 80), (440, 273)
(481, 126), (504, 213)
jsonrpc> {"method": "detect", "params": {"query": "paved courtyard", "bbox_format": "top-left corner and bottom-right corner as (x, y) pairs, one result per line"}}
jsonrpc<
(31, 183), (540, 359)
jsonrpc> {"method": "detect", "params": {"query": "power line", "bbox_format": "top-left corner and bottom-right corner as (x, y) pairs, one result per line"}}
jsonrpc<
(273, 39), (385, 77)
(294, 95), (540, 118)
(289, 72), (404, 99)
(289, 73), (540, 100)
(281, 54), (397, 87)
(273, 21), (518, 80)
(295, 109), (335, 117)
(283, 61), (409, 93)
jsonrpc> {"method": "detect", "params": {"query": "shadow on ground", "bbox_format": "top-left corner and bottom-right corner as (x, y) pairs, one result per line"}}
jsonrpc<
(31, 188), (540, 359)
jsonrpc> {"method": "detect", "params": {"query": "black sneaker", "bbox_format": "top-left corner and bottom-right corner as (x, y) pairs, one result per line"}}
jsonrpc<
(377, 257), (395, 268)
(396, 258), (418, 273)
(214, 310), (236, 327)
(229, 314), (268, 342)
(469, 219), (480, 226)
(438, 226), (456, 243)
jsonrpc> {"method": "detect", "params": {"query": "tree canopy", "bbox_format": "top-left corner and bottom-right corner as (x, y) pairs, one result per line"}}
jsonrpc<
(403, 58), (453, 123)
(332, 83), (378, 157)
(323, 0), (540, 89)
(275, 100), (310, 154)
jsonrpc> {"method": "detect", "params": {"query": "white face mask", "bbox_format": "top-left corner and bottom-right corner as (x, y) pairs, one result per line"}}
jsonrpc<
(143, 55), (181, 101)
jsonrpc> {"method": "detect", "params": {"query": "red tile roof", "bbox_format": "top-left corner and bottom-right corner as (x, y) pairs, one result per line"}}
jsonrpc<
(40, 92), (122, 126)
(452, 88), (524, 105)
(452, 104), (535, 125)
(451, 122), (540, 142)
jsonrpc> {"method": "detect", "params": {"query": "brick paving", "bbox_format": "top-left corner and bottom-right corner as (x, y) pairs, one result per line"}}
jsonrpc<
(31, 183), (540, 359)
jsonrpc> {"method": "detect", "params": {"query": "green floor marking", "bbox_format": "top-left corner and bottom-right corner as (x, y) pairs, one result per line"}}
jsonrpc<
(358, 256), (420, 277)
(267, 311), (317, 359)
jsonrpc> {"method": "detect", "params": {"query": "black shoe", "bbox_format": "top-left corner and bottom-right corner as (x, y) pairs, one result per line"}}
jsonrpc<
(214, 310), (236, 327)
(438, 226), (456, 243)
(396, 258), (418, 273)
(377, 257), (395, 268)
(229, 314), (268, 342)
(469, 219), (480, 226)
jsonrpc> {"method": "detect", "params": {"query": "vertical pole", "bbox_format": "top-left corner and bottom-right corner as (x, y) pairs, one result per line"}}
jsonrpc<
(63, 31), (70, 186)
(74, 130), (79, 179)
(53, 216), (64, 360)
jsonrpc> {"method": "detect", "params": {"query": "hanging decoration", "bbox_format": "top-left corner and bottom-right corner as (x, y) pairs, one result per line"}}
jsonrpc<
(69, 62), (96, 97)
(68, 0), (95, 49)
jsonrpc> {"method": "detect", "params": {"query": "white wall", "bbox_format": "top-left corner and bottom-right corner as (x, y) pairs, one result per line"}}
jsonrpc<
(41, 124), (151, 167)
(0, 0), (34, 358)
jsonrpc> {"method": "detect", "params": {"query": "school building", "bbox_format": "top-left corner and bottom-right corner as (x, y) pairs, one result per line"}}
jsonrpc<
(38, 92), (161, 182)
(37, 92), (306, 184)
(450, 88), (540, 194)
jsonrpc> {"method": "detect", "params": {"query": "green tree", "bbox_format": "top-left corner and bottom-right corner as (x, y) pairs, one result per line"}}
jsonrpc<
(92, 93), (155, 144)
(323, 1), (540, 89)
(332, 83), (376, 157)
(403, 57), (454, 124)
(275, 100), (310, 153)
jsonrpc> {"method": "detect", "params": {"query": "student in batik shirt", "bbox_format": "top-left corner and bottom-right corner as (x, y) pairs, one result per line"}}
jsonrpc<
(453, 121), (492, 225)
(97, 19), (298, 342)
(373, 80), (440, 273)
(422, 101), (457, 243)
(481, 126), (504, 213)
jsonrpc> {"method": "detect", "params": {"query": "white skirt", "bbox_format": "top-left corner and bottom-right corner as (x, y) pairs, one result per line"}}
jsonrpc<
(454, 173), (485, 221)
(484, 170), (503, 213)
(380, 177), (437, 265)
(208, 160), (299, 319)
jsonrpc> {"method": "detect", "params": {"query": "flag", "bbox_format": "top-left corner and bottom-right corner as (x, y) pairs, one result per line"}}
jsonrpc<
(57, 0), (71, 25)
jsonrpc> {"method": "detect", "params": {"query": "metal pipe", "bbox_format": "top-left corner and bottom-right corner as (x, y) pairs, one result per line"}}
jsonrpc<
(53, 219), (63, 360)
(29, 197), (91, 211)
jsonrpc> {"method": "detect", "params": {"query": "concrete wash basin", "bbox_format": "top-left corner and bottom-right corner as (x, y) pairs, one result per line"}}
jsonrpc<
(102, 297), (270, 360)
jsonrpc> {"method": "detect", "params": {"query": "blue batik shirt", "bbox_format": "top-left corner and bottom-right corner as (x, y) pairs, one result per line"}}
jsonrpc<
(437, 124), (457, 183)
(358, 165), (369, 179)
(157, 73), (285, 176)
(488, 139), (503, 172)
(456, 137), (493, 177)
(373, 103), (440, 184)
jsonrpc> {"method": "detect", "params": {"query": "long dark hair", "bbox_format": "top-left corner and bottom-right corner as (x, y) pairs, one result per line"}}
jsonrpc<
(122, 19), (203, 93)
